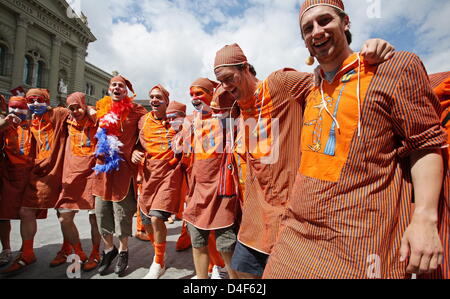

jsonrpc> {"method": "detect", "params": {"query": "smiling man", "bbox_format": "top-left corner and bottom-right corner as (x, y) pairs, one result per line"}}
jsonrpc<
(0, 97), (33, 268)
(263, 0), (447, 279)
(2, 89), (70, 275)
(93, 75), (147, 277)
(183, 78), (239, 279)
(213, 35), (395, 278)
(132, 84), (183, 279)
(214, 43), (313, 279)
(51, 92), (101, 272)
(170, 91), (229, 278)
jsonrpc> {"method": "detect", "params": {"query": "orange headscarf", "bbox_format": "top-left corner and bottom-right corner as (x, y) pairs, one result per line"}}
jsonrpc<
(167, 101), (187, 117)
(299, 0), (345, 22)
(190, 78), (219, 95)
(66, 92), (97, 125)
(214, 44), (248, 71)
(190, 78), (219, 106)
(67, 92), (87, 110)
(150, 84), (170, 105)
(26, 88), (50, 104)
(211, 86), (235, 110)
(111, 75), (136, 98)
(8, 96), (28, 110)
(211, 85), (240, 119)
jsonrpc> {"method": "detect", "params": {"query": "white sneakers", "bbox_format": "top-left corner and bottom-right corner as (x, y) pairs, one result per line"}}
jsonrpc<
(143, 258), (166, 279)
(210, 265), (228, 279)
(191, 266), (228, 279)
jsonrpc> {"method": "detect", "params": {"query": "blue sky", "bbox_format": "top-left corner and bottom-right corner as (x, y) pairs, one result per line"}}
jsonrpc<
(79, 0), (450, 108)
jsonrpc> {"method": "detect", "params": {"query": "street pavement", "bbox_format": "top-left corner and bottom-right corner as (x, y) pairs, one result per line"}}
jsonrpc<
(0, 209), (196, 279)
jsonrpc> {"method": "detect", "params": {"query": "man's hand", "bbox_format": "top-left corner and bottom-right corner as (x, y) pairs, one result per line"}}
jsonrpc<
(400, 213), (443, 275)
(131, 150), (144, 165)
(361, 38), (395, 65)
(5, 114), (21, 125)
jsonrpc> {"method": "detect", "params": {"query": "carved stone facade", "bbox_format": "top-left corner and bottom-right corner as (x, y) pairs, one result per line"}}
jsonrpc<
(0, 0), (111, 106)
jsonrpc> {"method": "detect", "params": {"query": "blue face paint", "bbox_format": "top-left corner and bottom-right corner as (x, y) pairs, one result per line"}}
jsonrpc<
(29, 105), (48, 116)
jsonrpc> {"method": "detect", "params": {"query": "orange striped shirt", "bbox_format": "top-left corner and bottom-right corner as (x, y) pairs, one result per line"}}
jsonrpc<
(264, 52), (447, 279)
(234, 117), (247, 199)
(236, 69), (312, 254)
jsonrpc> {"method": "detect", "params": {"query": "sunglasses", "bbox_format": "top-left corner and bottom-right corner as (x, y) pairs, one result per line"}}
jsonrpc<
(27, 96), (47, 104)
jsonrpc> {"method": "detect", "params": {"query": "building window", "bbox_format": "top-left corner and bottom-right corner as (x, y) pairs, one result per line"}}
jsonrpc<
(85, 83), (94, 96)
(23, 50), (47, 87)
(0, 45), (6, 76)
(23, 56), (33, 85)
(35, 61), (45, 88)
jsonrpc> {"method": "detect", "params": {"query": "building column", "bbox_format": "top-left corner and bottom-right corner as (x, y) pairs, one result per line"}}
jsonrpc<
(11, 15), (32, 89)
(48, 36), (62, 105)
(71, 46), (86, 94)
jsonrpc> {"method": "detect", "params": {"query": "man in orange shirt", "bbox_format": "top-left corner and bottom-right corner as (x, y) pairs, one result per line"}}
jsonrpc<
(132, 85), (183, 279)
(174, 105), (194, 254)
(214, 37), (395, 277)
(0, 97), (33, 268)
(94, 76), (147, 277)
(166, 101), (187, 225)
(183, 78), (239, 279)
(51, 92), (101, 272)
(3, 89), (70, 274)
(264, 0), (446, 279)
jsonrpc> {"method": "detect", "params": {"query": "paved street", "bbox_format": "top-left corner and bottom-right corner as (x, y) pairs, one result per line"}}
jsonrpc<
(0, 209), (195, 279)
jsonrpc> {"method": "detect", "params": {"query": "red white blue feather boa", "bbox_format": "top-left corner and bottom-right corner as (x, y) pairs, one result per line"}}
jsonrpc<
(94, 96), (133, 174)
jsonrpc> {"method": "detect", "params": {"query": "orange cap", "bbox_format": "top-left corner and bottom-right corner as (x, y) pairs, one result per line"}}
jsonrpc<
(150, 84), (170, 105)
(26, 88), (50, 103)
(111, 75), (136, 97)
(167, 101), (186, 116)
(214, 44), (248, 70)
(300, 0), (345, 22)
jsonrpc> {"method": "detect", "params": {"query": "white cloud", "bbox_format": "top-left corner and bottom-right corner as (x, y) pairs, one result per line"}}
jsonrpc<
(80, 0), (450, 112)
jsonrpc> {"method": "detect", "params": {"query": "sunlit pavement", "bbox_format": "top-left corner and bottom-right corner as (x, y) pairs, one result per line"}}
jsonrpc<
(1, 209), (195, 279)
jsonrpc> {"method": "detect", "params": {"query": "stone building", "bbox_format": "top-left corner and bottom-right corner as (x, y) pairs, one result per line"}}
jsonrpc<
(0, 0), (111, 106)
